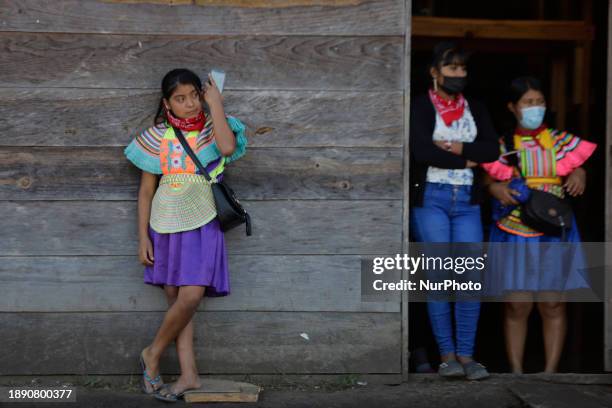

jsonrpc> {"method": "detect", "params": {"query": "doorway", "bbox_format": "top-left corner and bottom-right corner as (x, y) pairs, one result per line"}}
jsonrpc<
(408, 0), (609, 373)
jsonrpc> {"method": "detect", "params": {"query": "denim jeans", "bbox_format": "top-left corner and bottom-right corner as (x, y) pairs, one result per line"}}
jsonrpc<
(411, 182), (483, 357)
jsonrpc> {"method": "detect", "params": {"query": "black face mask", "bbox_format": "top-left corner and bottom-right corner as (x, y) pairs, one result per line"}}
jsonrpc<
(439, 76), (467, 95)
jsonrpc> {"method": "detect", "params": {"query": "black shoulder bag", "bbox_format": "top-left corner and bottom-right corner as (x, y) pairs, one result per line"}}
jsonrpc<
(520, 190), (573, 237)
(502, 134), (573, 237)
(173, 126), (252, 236)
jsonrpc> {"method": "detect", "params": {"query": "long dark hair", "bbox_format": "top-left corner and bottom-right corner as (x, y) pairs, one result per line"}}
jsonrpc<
(154, 68), (203, 125)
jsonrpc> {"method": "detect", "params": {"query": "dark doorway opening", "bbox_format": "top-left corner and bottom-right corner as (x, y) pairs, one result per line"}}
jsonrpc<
(409, 0), (608, 373)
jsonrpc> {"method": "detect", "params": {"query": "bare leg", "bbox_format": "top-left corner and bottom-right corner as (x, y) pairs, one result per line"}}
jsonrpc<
(159, 286), (203, 397)
(537, 300), (567, 373)
(141, 285), (205, 393)
(504, 292), (534, 374)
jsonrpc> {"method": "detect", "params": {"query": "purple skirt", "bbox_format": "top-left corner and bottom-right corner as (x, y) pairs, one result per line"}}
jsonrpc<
(144, 218), (230, 297)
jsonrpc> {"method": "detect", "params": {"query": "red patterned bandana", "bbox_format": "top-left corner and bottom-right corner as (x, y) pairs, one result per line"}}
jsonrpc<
(429, 88), (466, 126)
(165, 109), (206, 132)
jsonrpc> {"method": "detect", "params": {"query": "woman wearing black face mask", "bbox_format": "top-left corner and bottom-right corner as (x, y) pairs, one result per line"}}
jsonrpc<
(409, 41), (499, 380)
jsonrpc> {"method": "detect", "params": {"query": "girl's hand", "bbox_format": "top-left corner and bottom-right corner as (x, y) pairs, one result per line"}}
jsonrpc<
(466, 160), (478, 168)
(564, 167), (586, 197)
(489, 181), (521, 206)
(138, 237), (154, 266)
(202, 73), (223, 108)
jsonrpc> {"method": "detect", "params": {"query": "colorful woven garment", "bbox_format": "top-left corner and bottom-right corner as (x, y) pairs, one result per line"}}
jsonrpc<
(150, 172), (218, 233)
(124, 115), (248, 233)
(124, 115), (247, 175)
(482, 128), (596, 237)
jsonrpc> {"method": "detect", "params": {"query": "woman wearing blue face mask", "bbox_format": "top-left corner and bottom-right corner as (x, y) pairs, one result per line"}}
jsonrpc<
(482, 77), (597, 373)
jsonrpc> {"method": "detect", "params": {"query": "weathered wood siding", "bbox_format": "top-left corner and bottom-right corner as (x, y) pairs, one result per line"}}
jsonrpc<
(0, 0), (407, 376)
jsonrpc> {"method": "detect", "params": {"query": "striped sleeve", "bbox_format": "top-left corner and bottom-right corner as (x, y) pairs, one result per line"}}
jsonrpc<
(224, 115), (248, 164)
(123, 125), (164, 174)
(193, 115), (248, 167)
(553, 129), (597, 176)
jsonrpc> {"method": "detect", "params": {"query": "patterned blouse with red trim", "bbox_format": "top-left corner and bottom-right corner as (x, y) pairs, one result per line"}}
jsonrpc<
(482, 127), (596, 237)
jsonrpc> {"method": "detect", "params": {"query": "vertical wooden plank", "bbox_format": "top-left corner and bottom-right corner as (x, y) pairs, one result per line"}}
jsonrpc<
(402, 0), (411, 382)
(605, 0), (612, 373)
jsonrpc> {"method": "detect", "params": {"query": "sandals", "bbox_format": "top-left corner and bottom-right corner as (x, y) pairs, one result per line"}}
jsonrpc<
(154, 384), (186, 403)
(139, 352), (163, 395)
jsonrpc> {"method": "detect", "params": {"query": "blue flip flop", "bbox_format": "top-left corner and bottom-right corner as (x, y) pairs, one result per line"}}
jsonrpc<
(153, 384), (185, 403)
(139, 352), (162, 395)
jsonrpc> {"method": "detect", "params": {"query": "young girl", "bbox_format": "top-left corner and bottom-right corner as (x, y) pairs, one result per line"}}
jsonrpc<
(123, 68), (247, 401)
(409, 41), (499, 380)
(483, 76), (596, 373)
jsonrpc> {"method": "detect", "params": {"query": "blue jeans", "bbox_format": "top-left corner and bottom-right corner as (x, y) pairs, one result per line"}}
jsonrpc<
(411, 182), (483, 357)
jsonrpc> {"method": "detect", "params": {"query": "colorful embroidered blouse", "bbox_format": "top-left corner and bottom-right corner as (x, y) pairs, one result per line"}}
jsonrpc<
(482, 128), (596, 237)
(123, 115), (248, 234)
(123, 115), (247, 177)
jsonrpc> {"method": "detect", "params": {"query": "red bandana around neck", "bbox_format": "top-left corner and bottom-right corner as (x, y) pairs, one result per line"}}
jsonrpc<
(428, 88), (466, 127)
(165, 109), (206, 132)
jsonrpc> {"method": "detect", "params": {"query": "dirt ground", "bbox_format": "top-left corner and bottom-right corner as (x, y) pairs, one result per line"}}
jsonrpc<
(1, 374), (611, 408)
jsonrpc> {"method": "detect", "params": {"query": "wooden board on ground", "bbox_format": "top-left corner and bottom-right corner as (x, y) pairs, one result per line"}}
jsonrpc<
(183, 378), (261, 403)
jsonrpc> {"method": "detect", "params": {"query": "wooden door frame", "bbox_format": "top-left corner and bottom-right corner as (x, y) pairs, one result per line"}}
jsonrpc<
(605, 0), (612, 373)
(402, 0), (412, 382)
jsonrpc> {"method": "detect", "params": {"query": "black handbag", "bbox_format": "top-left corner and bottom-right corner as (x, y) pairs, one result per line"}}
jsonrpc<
(173, 126), (252, 236)
(520, 189), (573, 237)
(501, 134), (573, 237)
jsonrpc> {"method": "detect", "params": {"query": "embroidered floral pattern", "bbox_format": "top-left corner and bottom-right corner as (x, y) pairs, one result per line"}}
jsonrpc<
(160, 132), (198, 174)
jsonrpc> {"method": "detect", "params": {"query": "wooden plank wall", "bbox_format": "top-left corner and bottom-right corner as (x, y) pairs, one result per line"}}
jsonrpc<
(0, 0), (407, 377)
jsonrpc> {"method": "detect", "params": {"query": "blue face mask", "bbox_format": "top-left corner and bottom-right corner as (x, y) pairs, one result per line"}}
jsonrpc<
(519, 106), (546, 129)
